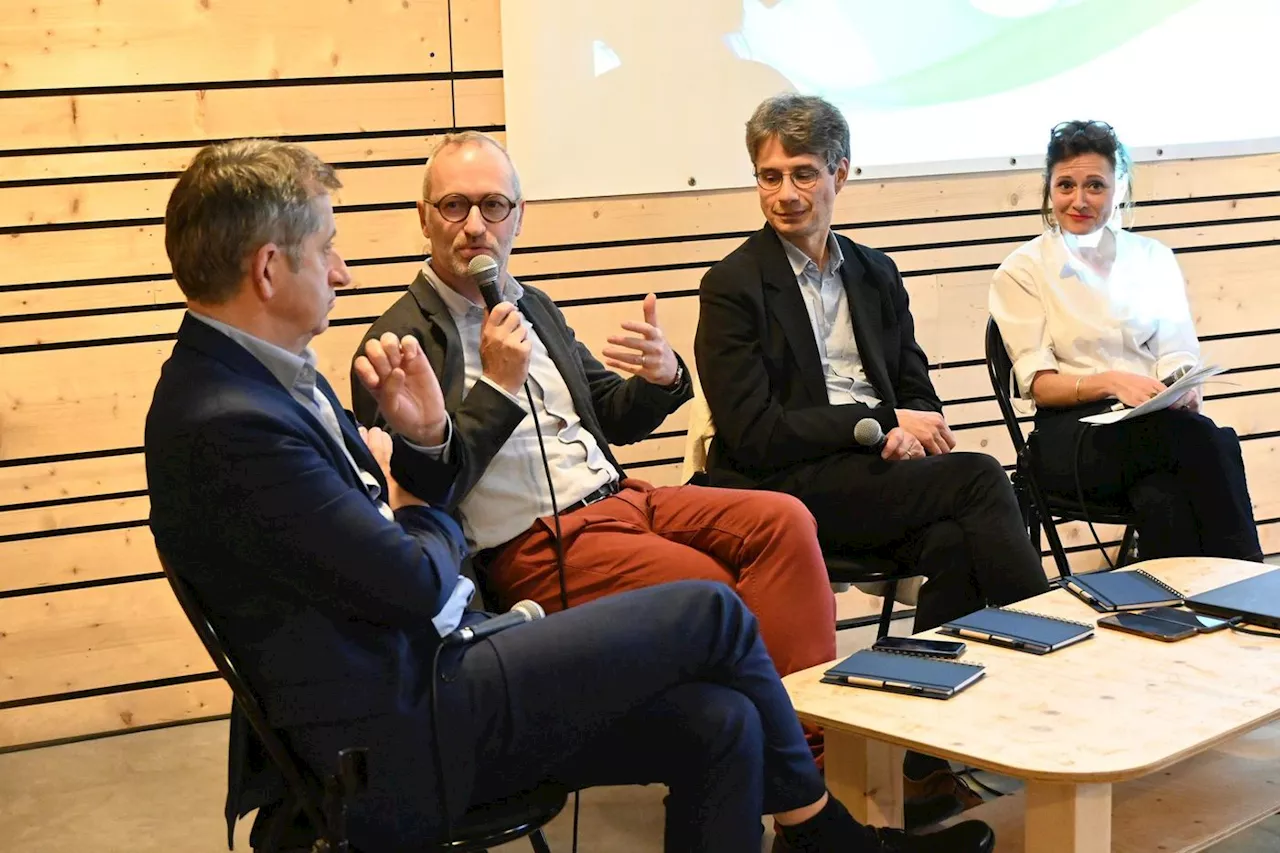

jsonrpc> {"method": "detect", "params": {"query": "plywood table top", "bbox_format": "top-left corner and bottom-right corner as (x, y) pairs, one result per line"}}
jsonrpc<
(784, 557), (1280, 783)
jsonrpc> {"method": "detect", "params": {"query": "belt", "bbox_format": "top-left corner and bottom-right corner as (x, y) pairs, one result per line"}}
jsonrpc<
(560, 480), (622, 515)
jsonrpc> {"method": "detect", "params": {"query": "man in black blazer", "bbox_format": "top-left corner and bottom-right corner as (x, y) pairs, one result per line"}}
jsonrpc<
(146, 139), (994, 853)
(695, 95), (1050, 819)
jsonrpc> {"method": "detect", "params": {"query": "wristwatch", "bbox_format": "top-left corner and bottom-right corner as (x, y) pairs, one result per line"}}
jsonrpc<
(663, 362), (686, 391)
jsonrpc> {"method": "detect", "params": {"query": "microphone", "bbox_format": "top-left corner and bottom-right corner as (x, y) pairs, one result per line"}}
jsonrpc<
(443, 599), (545, 646)
(467, 254), (502, 311)
(854, 418), (887, 454)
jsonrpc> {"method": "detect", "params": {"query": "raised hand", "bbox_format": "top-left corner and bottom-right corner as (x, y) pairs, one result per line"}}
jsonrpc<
(602, 293), (678, 386)
(353, 333), (448, 446)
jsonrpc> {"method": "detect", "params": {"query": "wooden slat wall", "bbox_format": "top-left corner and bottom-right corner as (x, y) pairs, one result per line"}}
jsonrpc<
(2, 0), (1279, 751)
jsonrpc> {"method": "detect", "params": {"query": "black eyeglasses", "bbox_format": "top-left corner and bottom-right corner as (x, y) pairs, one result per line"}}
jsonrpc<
(424, 193), (519, 224)
(753, 166), (827, 191)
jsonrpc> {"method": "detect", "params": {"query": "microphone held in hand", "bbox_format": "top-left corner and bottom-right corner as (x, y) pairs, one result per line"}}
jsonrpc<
(443, 599), (545, 646)
(467, 255), (502, 311)
(854, 418), (887, 454)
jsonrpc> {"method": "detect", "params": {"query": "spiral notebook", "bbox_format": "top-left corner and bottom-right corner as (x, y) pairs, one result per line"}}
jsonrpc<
(1064, 569), (1184, 613)
(939, 607), (1094, 654)
(821, 649), (986, 700)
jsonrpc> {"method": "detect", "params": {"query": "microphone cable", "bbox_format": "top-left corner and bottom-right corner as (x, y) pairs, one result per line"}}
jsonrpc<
(522, 375), (581, 853)
(426, 383), (573, 849)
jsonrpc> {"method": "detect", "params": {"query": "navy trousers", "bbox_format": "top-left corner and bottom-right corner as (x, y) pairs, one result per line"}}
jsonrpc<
(309, 581), (827, 852)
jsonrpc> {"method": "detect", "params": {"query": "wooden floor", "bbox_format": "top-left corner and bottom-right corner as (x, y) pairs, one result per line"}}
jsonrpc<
(2, 612), (1278, 853)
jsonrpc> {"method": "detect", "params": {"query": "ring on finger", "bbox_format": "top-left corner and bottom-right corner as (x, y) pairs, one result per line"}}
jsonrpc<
(640, 354), (647, 368)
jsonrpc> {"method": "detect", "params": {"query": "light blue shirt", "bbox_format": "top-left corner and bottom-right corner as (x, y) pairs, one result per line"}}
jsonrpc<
(187, 311), (474, 637)
(781, 233), (882, 408)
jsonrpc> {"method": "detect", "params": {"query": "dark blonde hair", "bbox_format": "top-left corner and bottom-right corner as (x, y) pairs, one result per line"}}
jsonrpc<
(164, 139), (342, 303)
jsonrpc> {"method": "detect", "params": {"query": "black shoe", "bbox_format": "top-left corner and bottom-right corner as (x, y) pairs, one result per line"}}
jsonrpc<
(869, 820), (994, 852)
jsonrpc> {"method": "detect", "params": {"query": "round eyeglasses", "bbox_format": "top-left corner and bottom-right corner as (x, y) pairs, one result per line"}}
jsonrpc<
(424, 193), (519, 224)
(753, 166), (826, 192)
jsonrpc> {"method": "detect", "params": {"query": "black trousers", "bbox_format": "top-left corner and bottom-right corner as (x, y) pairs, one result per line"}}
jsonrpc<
(299, 581), (827, 853)
(766, 450), (1051, 630)
(1031, 403), (1261, 561)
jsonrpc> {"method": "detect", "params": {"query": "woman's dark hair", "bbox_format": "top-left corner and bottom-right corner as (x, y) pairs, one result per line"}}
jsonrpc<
(1041, 120), (1133, 230)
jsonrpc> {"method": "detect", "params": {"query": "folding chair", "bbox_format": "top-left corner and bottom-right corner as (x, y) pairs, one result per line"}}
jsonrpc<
(159, 555), (565, 852)
(984, 317), (1137, 578)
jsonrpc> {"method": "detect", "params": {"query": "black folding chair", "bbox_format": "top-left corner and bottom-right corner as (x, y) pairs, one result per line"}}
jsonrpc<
(159, 555), (565, 852)
(984, 317), (1137, 578)
(826, 554), (924, 638)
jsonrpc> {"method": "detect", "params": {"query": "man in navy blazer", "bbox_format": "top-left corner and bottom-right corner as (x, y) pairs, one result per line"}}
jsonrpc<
(144, 139), (993, 853)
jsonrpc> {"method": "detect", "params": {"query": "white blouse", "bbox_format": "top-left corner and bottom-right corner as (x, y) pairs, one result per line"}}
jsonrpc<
(989, 227), (1200, 408)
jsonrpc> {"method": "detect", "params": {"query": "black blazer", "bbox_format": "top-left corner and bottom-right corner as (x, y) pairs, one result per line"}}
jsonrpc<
(145, 315), (475, 848)
(695, 225), (942, 485)
(350, 272), (693, 510)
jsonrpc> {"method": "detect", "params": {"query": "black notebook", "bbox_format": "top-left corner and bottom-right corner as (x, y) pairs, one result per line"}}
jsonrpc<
(1063, 569), (1184, 612)
(1186, 569), (1280, 629)
(821, 649), (986, 700)
(939, 607), (1094, 654)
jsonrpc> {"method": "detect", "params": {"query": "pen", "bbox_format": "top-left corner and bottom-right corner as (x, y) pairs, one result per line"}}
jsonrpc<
(953, 628), (1026, 650)
(1067, 582), (1098, 605)
(836, 676), (922, 693)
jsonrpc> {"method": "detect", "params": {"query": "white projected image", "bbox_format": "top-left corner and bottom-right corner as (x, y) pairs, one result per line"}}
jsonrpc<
(501, 0), (1280, 201)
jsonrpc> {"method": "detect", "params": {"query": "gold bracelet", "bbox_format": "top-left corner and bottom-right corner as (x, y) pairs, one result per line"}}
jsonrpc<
(1075, 376), (1084, 402)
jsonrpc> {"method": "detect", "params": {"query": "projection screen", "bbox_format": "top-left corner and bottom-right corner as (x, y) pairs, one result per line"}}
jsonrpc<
(501, 0), (1280, 201)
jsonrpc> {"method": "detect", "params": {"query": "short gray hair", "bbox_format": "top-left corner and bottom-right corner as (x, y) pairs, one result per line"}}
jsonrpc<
(746, 94), (851, 173)
(164, 139), (341, 304)
(421, 131), (522, 200)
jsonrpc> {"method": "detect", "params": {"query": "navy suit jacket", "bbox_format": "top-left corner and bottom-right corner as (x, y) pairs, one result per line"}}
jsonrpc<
(145, 315), (471, 847)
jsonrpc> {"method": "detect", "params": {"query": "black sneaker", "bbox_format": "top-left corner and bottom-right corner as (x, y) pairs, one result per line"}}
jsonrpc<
(869, 820), (994, 852)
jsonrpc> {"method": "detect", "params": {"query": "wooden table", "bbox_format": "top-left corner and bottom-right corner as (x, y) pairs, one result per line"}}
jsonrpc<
(783, 557), (1280, 852)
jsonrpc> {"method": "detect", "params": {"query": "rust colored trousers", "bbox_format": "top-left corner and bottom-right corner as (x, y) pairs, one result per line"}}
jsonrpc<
(486, 480), (836, 682)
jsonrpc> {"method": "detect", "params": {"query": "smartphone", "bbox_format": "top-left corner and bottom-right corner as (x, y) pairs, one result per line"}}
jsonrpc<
(871, 636), (966, 659)
(1140, 606), (1239, 633)
(1098, 613), (1197, 642)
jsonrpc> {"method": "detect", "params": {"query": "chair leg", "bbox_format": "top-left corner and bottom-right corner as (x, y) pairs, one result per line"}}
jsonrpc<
(1116, 525), (1137, 567)
(877, 581), (899, 639)
(529, 828), (552, 853)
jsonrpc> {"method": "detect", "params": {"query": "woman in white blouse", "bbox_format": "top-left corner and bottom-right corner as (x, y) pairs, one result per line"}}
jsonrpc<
(990, 120), (1260, 561)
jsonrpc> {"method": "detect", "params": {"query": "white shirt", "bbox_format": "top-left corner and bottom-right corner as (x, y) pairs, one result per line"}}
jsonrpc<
(989, 228), (1199, 410)
(422, 262), (618, 550)
(781, 233), (882, 407)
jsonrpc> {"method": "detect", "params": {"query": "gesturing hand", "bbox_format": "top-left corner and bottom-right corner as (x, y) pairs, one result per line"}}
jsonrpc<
(353, 334), (448, 446)
(358, 425), (425, 510)
(602, 293), (679, 386)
